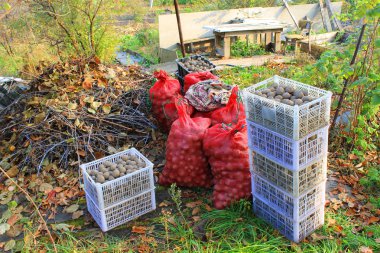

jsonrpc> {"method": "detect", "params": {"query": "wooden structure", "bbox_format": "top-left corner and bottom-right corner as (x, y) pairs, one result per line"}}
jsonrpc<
(178, 37), (215, 54)
(285, 19), (312, 54)
(209, 20), (286, 59)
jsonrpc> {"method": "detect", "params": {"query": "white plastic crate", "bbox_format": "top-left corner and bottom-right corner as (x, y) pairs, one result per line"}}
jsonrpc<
(249, 151), (327, 197)
(253, 195), (325, 243)
(86, 189), (156, 232)
(247, 120), (328, 170)
(81, 148), (154, 210)
(251, 174), (326, 219)
(243, 75), (332, 140)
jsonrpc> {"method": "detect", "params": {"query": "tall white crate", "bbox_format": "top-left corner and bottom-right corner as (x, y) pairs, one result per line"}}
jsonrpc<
(244, 76), (330, 242)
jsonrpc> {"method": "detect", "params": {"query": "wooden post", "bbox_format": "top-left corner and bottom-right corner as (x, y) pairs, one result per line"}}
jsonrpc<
(282, 0), (299, 29)
(224, 36), (231, 59)
(274, 32), (281, 52)
(330, 24), (366, 131)
(318, 0), (332, 32)
(265, 32), (272, 46)
(174, 0), (186, 57)
(325, 0), (343, 30)
(256, 33), (261, 44)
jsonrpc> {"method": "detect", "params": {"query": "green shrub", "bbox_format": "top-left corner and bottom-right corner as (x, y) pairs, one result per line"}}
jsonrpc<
(231, 40), (267, 57)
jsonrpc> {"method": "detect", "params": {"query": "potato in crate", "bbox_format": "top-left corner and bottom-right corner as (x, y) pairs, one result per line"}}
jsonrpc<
(243, 75), (332, 140)
(247, 120), (328, 171)
(81, 148), (154, 210)
(250, 152), (327, 197)
(176, 55), (216, 79)
(252, 195), (325, 243)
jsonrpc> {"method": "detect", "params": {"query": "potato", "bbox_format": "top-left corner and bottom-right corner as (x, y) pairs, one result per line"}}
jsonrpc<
(294, 99), (303, 105)
(294, 91), (304, 99)
(120, 172), (125, 177)
(130, 161), (137, 166)
(110, 164), (117, 170)
(290, 96), (296, 101)
(112, 170), (120, 178)
(282, 99), (294, 106)
(261, 88), (270, 94)
(302, 96), (312, 102)
(282, 92), (291, 99)
(267, 96), (274, 99)
(275, 95), (283, 100)
(285, 86), (295, 93)
(267, 92), (275, 97)
(97, 174), (105, 184)
(117, 164), (124, 170)
(108, 176), (114, 180)
(126, 165), (133, 170)
(103, 171), (110, 179)
(119, 167), (127, 173)
(276, 87), (285, 95)
(303, 90), (309, 96)
(99, 164), (106, 170)
(104, 161), (112, 167)
(255, 91), (262, 96)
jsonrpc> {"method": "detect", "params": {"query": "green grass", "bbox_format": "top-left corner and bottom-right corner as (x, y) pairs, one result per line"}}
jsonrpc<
(29, 185), (379, 253)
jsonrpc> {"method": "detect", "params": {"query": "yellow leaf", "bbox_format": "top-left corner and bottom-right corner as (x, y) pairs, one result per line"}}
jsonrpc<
(9, 145), (16, 152)
(82, 77), (93, 90)
(91, 101), (102, 110)
(68, 102), (78, 110)
(102, 104), (111, 114)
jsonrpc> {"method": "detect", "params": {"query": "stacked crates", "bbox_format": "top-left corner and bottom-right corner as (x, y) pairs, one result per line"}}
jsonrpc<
(243, 76), (331, 242)
(175, 55), (216, 87)
(81, 148), (156, 232)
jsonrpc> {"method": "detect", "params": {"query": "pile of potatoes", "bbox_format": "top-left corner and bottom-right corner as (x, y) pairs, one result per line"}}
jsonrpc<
(180, 57), (214, 72)
(254, 84), (315, 106)
(88, 154), (146, 184)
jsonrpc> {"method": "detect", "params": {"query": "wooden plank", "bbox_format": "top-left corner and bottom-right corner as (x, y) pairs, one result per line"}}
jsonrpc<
(265, 32), (272, 45)
(282, 0), (299, 29)
(325, 0), (343, 30)
(224, 37), (231, 59)
(318, 0), (332, 32)
(274, 32), (281, 52)
(222, 29), (283, 38)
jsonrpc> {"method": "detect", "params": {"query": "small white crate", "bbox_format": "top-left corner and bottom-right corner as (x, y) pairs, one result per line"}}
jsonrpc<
(251, 174), (326, 219)
(250, 151), (327, 197)
(86, 189), (156, 232)
(81, 148), (154, 210)
(247, 120), (328, 170)
(253, 195), (325, 243)
(243, 76), (332, 140)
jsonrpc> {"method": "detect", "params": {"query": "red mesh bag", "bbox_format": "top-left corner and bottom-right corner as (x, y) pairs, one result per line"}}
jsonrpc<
(184, 71), (218, 94)
(149, 70), (181, 132)
(162, 95), (194, 130)
(192, 110), (213, 119)
(203, 120), (251, 209)
(159, 99), (213, 187)
(210, 86), (245, 126)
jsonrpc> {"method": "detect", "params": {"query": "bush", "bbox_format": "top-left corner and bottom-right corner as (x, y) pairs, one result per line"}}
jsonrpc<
(231, 40), (267, 57)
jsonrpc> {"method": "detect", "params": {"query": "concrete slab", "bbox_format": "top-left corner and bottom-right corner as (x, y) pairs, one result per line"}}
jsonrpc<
(148, 54), (291, 74)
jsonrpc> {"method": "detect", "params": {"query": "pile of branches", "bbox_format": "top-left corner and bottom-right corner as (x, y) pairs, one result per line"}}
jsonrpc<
(0, 57), (155, 173)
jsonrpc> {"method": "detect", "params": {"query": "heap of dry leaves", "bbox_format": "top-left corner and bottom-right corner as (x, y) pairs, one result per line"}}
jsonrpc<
(0, 57), (155, 173)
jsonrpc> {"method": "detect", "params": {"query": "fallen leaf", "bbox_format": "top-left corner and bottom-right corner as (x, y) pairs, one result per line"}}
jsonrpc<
(192, 207), (200, 216)
(367, 216), (379, 225)
(87, 108), (96, 114)
(348, 154), (358, 160)
(359, 246), (373, 253)
(82, 77), (93, 90)
(192, 216), (200, 222)
(102, 104), (111, 114)
(0, 223), (10, 235)
(91, 101), (102, 110)
(132, 226), (147, 234)
(64, 204), (79, 214)
(7, 214), (21, 226)
(51, 223), (71, 232)
(72, 210), (83, 220)
(158, 200), (171, 207)
(9, 145), (16, 152)
(5, 166), (19, 178)
(5, 224), (23, 238)
(310, 233), (331, 241)
(367, 231), (374, 237)
(4, 239), (15, 251)
(205, 204), (213, 212)
(39, 183), (53, 193)
(185, 200), (202, 208)
(77, 150), (86, 157)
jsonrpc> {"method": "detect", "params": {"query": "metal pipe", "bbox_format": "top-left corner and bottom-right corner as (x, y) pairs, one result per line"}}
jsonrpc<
(174, 0), (186, 57)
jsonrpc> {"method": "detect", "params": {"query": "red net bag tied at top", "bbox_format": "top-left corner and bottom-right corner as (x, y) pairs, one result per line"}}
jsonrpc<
(203, 120), (251, 209)
(184, 71), (219, 93)
(210, 86), (245, 126)
(162, 95), (194, 130)
(149, 70), (181, 132)
(159, 98), (213, 188)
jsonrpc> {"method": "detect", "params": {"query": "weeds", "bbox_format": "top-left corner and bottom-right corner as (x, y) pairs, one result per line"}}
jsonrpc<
(231, 40), (267, 57)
